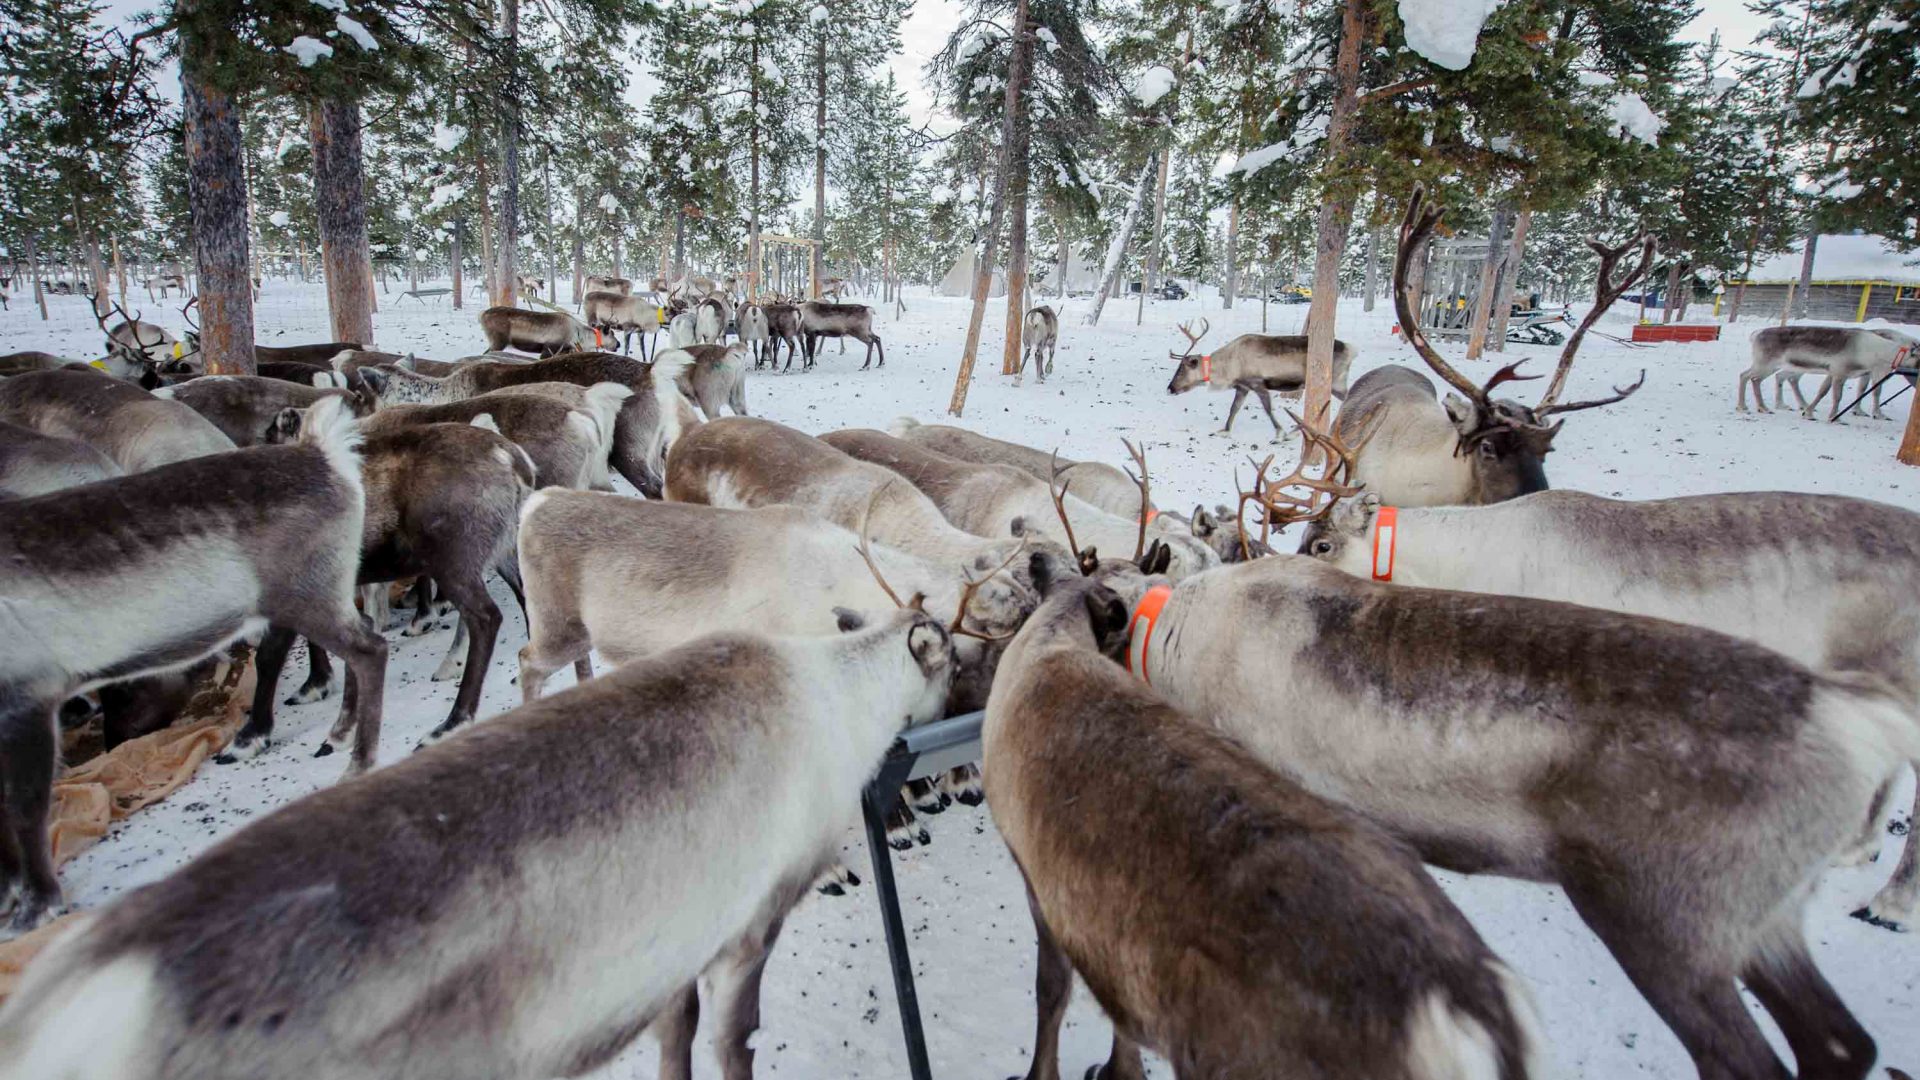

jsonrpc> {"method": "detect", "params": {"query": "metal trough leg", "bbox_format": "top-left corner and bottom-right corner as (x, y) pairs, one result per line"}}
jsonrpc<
(863, 756), (933, 1080)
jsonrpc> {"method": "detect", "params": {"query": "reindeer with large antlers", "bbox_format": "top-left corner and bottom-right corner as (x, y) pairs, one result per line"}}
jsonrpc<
(1165, 316), (1359, 439)
(1336, 186), (1652, 506)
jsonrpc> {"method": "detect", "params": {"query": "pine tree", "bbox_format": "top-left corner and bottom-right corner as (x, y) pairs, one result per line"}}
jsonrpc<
(1787, 0), (1918, 247)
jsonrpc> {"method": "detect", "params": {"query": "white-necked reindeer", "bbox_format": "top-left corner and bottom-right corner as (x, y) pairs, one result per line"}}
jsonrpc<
(0, 612), (953, 1080)
(1738, 325), (1914, 420)
(1018, 305), (1058, 385)
(1335, 188), (1651, 507)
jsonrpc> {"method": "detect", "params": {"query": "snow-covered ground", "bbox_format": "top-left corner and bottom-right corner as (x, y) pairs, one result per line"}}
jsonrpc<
(5, 279), (1918, 1078)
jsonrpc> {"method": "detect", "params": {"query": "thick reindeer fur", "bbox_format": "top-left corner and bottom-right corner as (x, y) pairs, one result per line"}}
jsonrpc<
(797, 301), (883, 371)
(667, 343), (749, 419)
(359, 388), (621, 490)
(1127, 555), (1913, 1080)
(582, 291), (662, 359)
(478, 305), (592, 356)
(0, 616), (956, 1080)
(366, 351), (694, 497)
(1017, 305), (1058, 384)
(1740, 326), (1912, 420)
(738, 303), (771, 366)
(665, 417), (1037, 575)
(1337, 366), (1549, 507)
(823, 427), (1218, 579)
(986, 573), (1542, 1080)
(694, 295), (731, 344)
(517, 491), (1033, 715)
(255, 341), (364, 369)
(155, 375), (376, 446)
(1166, 333), (1355, 436)
(236, 422), (534, 757)
(0, 420), (121, 497)
(0, 398), (384, 936)
(1300, 487), (1920, 931)
(888, 417), (1144, 518)
(0, 368), (235, 473)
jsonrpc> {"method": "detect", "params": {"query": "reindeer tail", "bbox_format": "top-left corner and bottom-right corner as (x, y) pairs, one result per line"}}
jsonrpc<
(888, 416), (922, 438)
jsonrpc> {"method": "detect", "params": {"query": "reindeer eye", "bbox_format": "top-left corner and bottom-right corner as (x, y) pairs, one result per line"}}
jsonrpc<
(1312, 540), (1333, 555)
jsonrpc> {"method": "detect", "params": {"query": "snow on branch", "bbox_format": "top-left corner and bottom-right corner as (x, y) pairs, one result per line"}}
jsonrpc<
(285, 36), (335, 66)
(1398, 0), (1505, 71)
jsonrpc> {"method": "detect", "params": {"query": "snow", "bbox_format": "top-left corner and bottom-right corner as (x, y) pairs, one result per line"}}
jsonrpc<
(808, 3), (827, 24)
(757, 54), (781, 83)
(1605, 90), (1665, 145)
(268, 210), (291, 228)
(5, 282), (1918, 1079)
(284, 35), (334, 66)
(1398, 0), (1504, 71)
(1740, 233), (1920, 285)
(274, 134), (306, 163)
(1133, 65), (1176, 107)
(335, 14), (378, 51)
(598, 192), (621, 213)
(424, 182), (463, 213)
(431, 123), (466, 152)
(1227, 114), (1328, 177)
(309, 0), (346, 10)
(1035, 26), (1058, 52)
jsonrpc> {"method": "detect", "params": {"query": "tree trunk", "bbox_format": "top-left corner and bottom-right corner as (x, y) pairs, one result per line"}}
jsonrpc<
(812, 21), (827, 298)
(451, 218), (464, 309)
(543, 148), (556, 306)
(1465, 203), (1511, 359)
(492, 0), (521, 308)
(111, 234), (127, 309)
(570, 197), (584, 307)
(947, 0), (1031, 417)
(1674, 260), (1693, 321)
(1301, 0), (1370, 436)
(611, 228), (622, 281)
(1659, 259), (1681, 324)
(1900, 391), (1920, 465)
(1139, 146), (1172, 325)
(1728, 219), (1760, 322)
(1056, 216), (1069, 301)
(181, 52), (257, 375)
(1793, 229), (1817, 320)
(310, 98), (376, 346)
(475, 130), (496, 300)
(1000, 28), (1033, 378)
(26, 232), (47, 320)
(1361, 224), (1376, 312)
(749, 33), (763, 300)
(1085, 156), (1154, 326)
(1488, 208), (1530, 351)
(1224, 195), (1239, 310)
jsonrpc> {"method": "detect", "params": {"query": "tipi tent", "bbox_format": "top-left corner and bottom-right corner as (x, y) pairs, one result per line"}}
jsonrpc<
(938, 249), (1007, 298)
(1038, 248), (1103, 296)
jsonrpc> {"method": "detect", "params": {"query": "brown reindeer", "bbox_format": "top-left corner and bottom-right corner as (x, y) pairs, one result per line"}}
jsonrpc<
(478, 306), (593, 356)
(1165, 317), (1358, 438)
(798, 300), (884, 370)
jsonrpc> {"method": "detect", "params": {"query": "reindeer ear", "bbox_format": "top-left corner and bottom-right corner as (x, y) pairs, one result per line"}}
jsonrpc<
(357, 367), (389, 394)
(833, 607), (866, 633)
(1076, 546), (1101, 577)
(907, 620), (951, 674)
(1140, 540), (1173, 576)
(1028, 551), (1058, 597)
(1084, 587), (1132, 660)
(265, 407), (302, 444)
(1442, 393), (1477, 435)
(1190, 504), (1215, 536)
(1009, 516), (1029, 537)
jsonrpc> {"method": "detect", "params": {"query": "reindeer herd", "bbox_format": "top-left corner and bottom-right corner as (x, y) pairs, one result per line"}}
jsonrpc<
(0, 188), (1916, 1080)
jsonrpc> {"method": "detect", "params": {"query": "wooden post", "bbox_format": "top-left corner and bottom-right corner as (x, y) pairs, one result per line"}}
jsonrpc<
(1856, 284), (1872, 322)
(1900, 391), (1920, 465)
(451, 219), (464, 309)
(1778, 281), (1795, 326)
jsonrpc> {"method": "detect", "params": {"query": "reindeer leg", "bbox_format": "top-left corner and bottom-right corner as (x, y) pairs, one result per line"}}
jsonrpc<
(1090, 1033), (1147, 1080)
(225, 624), (297, 762)
(708, 911), (788, 1080)
(861, 337), (875, 371)
(1741, 921), (1873, 1080)
(1220, 386), (1249, 433)
(1253, 385), (1285, 440)
(1015, 878), (1072, 1080)
(1736, 372), (1751, 413)
(519, 607), (592, 705)
(653, 982), (700, 1080)
(305, 612), (388, 777)
(0, 696), (61, 938)
(417, 576), (502, 748)
(873, 335), (884, 368)
(288, 636), (337, 704)
(1855, 782), (1920, 932)
(1805, 375), (1837, 420)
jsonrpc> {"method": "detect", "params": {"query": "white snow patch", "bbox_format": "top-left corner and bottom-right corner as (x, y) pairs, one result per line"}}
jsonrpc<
(269, 210), (292, 228)
(274, 134), (306, 163)
(284, 36), (334, 66)
(1398, 0), (1505, 71)
(431, 123), (466, 152)
(1133, 65), (1176, 107)
(335, 15), (378, 51)
(598, 193), (621, 213)
(808, 4), (827, 23)
(1605, 91), (1664, 145)
(310, 0), (346, 9)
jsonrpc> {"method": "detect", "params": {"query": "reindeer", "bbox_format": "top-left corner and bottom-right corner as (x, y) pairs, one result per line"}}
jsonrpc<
(763, 301), (802, 370)
(479, 305), (593, 356)
(986, 565), (1543, 1080)
(0, 368), (235, 473)
(798, 300), (884, 370)
(695, 293), (733, 345)
(1090, 439), (1916, 1080)
(255, 340), (367, 369)
(738, 302), (771, 366)
(582, 290), (663, 358)
(366, 350), (694, 497)
(0, 397), (385, 936)
(1739, 325), (1914, 420)
(823, 427), (1218, 579)
(1017, 305), (1059, 385)
(667, 309), (699, 350)
(92, 295), (177, 373)
(516, 273), (546, 294)
(584, 273), (632, 297)
(1165, 317), (1358, 438)
(0, 610), (954, 1080)
(156, 375), (377, 446)
(234, 415), (532, 759)
(1338, 187), (1651, 507)
(667, 343), (749, 419)
(1296, 484), (1920, 932)
(0, 420), (122, 498)
(357, 382), (630, 490)
(888, 418), (1145, 519)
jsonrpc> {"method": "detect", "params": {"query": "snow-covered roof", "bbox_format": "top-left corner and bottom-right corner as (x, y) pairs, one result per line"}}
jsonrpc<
(1735, 234), (1920, 285)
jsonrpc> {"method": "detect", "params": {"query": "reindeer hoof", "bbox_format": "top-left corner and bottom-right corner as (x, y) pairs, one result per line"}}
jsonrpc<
(915, 827), (932, 847)
(888, 834), (915, 852)
(844, 870), (861, 887)
(1849, 906), (1908, 933)
(818, 882), (846, 897)
(218, 733), (270, 764)
(285, 683), (331, 705)
(312, 741), (334, 758)
(955, 789), (985, 807)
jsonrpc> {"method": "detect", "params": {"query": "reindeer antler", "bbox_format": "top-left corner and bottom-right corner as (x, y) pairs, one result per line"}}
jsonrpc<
(1253, 408), (1374, 532)
(854, 487), (923, 611)
(1234, 454), (1278, 562)
(1537, 234), (1656, 408)
(1047, 450), (1086, 564)
(181, 296), (200, 333)
(1538, 369), (1648, 416)
(1170, 317), (1210, 359)
(1122, 439), (1151, 562)
(1393, 186), (1487, 407)
(948, 541), (1027, 642)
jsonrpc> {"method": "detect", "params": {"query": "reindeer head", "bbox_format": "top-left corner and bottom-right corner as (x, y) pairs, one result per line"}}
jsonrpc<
(1394, 186), (1650, 505)
(1165, 318), (1212, 394)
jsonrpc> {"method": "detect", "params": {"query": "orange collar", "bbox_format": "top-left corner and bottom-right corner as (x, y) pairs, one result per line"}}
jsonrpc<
(1125, 584), (1173, 684)
(1200, 354), (1212, 382)
(1140, 507), (1159, 526)
(1371, 506), (1399, 582)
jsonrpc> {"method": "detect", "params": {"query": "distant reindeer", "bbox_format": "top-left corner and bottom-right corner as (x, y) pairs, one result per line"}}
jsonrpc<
(92, 295), (177, 373)
(695, 293), (733, 344)
(1336, 187), (1651, 507)
(479, 305), (593, 356)
(1165, 317), (1358, 438)
(583, 274), (632, 298)
(1738, 325), (1914, 420)
(738, 302), (771, 365)
(1018, 305), (1058, 385)
(799, 300), (884, 370)
(582, 291), (663, 358)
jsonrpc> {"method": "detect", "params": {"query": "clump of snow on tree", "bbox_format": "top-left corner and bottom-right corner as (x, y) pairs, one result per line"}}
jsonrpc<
(309, 0), (346, 10)
(268, 210), (291, 228)
(1133, 65), (1176, 107)
(335, 15), (378, 51)
(274, 134), (306, 162)
(431, 123), (465, 152)
(285, 36), (334, 66)
(1397, 0), (1504, 71)
(808, 4), (827, 24)
(1035, 26), (1058, 52)
(425, 183), (463, 214)
(1605, 90), (1664, 145)
(1226, 115), (1328, 177)
(598, 193), (621, 213)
